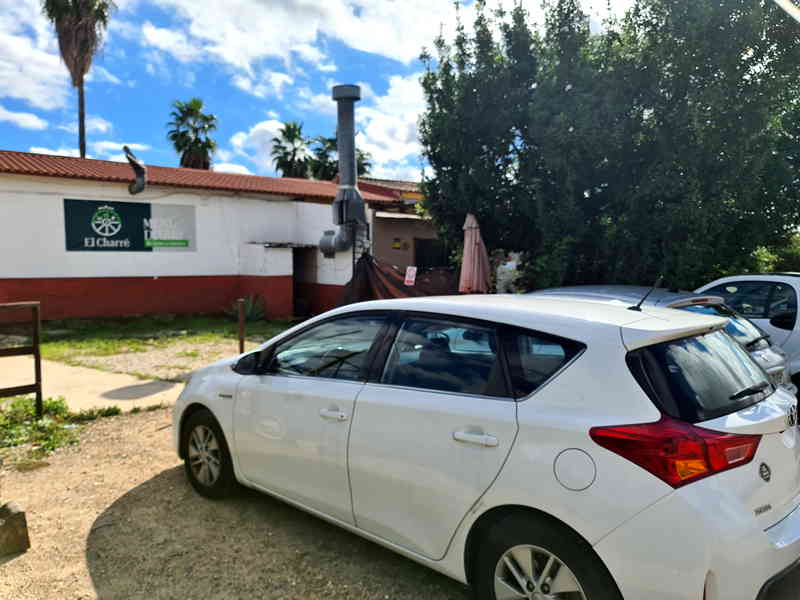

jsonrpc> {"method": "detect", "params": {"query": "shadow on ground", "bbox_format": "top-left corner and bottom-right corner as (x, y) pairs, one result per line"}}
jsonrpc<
(86, 467), (469, 600)
(101, 381), (177, 401)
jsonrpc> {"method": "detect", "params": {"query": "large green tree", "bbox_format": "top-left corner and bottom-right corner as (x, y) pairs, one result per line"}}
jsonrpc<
(420, 0), (800, 290)
(42, 0), (116, 159)
(167, 98), (217, 170)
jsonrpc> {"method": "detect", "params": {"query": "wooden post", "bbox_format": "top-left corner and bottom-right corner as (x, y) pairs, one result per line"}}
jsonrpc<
(237, 298), (246, 355)
(32, 304), (42, 420)
(0, 302), (43, 419)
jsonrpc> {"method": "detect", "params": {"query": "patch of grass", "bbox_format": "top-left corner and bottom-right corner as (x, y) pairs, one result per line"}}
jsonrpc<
(145, 403), (167, 411)
(0, 396), (122, 464)
(129, 406), (142, 414)
(176, 350), (200, 359)
(38, 314), (292, 362)
(68, 406), (122, 423)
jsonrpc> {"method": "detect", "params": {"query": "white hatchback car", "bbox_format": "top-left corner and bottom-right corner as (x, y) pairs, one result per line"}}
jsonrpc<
(173, 296), (800, 600)
(697, 274), (800, 387)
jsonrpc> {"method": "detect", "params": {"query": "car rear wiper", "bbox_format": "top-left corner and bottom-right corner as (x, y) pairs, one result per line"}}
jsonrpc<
(729, 381), (770, 401)
(745, 335), (770, 349)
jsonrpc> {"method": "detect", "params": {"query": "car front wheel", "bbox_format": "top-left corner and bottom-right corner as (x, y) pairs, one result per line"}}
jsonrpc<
(472, 513), (622, 600)
(181, 409), (236, 499)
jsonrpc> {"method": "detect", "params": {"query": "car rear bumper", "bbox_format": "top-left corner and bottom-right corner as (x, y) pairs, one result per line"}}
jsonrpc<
(594, 487), (800, 600)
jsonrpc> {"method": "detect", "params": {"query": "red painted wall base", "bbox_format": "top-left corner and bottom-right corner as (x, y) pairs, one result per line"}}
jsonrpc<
(0, 275), (294, 321)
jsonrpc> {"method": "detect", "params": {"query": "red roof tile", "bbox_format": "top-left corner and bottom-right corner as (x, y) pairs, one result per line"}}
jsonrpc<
(0, 150), (398, 204)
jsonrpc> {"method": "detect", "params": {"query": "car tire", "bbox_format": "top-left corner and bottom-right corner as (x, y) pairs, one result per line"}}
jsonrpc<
(472, 513), (623, 600)
(181, 409), (237, 499)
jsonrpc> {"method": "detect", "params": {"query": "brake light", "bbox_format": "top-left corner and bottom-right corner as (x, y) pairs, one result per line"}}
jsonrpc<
(589, 416), (761, 488)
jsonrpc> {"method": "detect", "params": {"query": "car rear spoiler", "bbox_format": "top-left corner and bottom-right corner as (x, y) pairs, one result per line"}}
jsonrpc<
(621, 315), (727, 351)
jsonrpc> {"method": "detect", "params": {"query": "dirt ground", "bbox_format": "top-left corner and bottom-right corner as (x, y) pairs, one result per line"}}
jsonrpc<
(1, 409), (468, 600)
(76, 339), (261, 382)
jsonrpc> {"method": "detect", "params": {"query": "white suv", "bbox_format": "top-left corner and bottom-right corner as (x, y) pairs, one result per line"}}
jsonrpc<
(173, 295), (800, 600)
(697, 274), (800, 386)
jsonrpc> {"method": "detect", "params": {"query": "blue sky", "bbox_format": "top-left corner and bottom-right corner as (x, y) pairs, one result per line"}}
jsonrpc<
(0, 0), (628, 180)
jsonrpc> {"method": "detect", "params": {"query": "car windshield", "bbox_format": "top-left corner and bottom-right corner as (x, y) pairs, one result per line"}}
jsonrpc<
(628, 330), (773, 423)
(678, 303), (765, 347)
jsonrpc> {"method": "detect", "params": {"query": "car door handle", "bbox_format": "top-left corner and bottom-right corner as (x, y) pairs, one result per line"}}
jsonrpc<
(453, 430), (499, 447)
(320, 408), (348, 422)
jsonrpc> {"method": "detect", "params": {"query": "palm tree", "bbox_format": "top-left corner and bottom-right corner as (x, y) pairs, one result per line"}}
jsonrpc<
(42, 0), (116, 159)
(167, 98), (217, 170)
(310, 135), (373, 180)
(271, 122), (312, 178)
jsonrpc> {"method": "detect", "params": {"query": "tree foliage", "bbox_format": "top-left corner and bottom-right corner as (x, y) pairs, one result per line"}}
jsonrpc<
(419, 0), (800, 290)
(310, 136), (373, 180)
(167, 98), (217, 170)
(42, 0), (116, 159)
(271, 122), (372, 179)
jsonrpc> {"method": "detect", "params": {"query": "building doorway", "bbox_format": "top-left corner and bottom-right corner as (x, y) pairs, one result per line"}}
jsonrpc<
(292, 247), (317, 317)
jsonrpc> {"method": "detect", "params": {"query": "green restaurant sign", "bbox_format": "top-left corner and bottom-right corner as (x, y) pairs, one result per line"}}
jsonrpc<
(64, 199), (196, 252)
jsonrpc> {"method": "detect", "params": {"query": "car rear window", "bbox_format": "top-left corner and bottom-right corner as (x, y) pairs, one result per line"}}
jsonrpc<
(679, 303), (765, 347)
(627, 330), (773, 423)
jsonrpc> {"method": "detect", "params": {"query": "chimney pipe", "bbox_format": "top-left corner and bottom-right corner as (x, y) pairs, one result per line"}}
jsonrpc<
(319, 84), (367, 258)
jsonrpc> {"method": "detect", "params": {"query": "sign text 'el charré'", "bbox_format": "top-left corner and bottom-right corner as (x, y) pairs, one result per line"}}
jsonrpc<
(64, 199), (196, 252)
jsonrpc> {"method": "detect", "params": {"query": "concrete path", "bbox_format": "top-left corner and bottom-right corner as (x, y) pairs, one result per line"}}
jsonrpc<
(0, 356), (182, 412)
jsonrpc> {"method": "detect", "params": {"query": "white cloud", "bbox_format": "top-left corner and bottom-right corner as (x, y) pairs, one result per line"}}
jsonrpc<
(142, 21), (202, 63)
(318, 63), (337, 73)
(230, 119), (283, 172)
(87, 65), (122, 85)
(214, 162), (252, 175)
(91, 141), (151, 157)
(58, 115), (113, 135)
(216, 148), (233, 162)
(370, 162), (423, 182)
(144, 0), (631, 74)
(108, 19), (140, 41)
(297, 87), (336, 116)
(104, 153), (130, 163)
(356, 73), (424, 168)
(29, 146), (82, 157)
(0, 1), (70, 110)
(233, 71), (293, 99)
(267, 110), (280, 120)
(0, 104), (48, 130)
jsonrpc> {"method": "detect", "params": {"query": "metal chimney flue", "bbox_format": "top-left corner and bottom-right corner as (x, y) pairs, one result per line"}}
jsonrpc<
(320, 84), (367, 258)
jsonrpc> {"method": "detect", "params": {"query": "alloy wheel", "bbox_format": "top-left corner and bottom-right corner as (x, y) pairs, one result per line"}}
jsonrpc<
(188, 425), (222, 487)
(494, 544), (587, 600)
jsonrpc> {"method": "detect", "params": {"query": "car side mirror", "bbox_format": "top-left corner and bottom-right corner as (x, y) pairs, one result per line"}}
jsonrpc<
(769, 311), (797, 331)
(232, 352), (260, 375)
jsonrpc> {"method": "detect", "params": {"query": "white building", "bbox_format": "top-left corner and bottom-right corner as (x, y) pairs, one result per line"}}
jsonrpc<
(0, 150), (401, 320)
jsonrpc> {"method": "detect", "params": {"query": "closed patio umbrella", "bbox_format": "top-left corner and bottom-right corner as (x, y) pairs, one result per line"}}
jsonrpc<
(458, 213), (491, 294)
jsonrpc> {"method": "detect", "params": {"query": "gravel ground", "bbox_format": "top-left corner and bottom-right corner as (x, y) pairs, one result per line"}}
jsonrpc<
(1, 408), (468, 600)
(76, 340), (260, 382)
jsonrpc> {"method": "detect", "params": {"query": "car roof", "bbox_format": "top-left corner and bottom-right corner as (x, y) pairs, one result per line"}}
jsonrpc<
(530, 285), (724, 308)
(323, 294), (726, 351)
(695, 273), (800, 293)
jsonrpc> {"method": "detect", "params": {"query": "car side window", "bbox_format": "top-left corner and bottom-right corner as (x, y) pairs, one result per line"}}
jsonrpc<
(768, 283), (797, 318)
(381, 318), (508, 397)
(706, 282), (773, 318)
(505, 330), (585, 398)
(269, 315), (386, 381)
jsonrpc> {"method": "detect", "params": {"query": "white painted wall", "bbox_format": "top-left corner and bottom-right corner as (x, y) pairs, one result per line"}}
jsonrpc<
(0, 174), (352, 285)
(239, 245), (292, 277)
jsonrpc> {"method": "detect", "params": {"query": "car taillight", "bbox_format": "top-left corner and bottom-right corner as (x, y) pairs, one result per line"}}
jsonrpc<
(589, 415), (761, 488)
